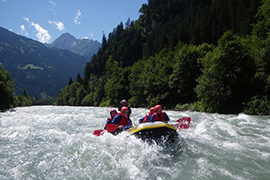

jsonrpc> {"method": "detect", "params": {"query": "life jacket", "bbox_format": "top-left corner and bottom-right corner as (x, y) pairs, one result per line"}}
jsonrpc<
(152, 112), (166, 122)
(115, 114), (130, 126)
(107, 117), (113, 124)
(147, 114), (154, 122)
(142, 115), (149, 123)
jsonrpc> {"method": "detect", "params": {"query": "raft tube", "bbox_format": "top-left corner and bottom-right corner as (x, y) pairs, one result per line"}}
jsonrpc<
(128, 121), (178, 142)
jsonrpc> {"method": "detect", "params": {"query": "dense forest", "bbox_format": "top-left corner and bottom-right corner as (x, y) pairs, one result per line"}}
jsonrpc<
(0, 64), (32, 111)
(55, 0), (270, 115)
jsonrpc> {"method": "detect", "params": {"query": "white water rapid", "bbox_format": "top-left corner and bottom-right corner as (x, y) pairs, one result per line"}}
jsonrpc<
(0, 106), (269, 180)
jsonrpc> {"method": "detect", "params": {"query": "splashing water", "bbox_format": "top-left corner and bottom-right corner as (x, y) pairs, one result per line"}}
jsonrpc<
(0, 106), (269, 180)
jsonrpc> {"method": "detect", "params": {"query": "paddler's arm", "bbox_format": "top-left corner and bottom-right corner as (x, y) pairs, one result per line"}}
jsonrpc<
(111, 115), (125, 130)
(111, 115), (121, 124)
(106, 118), (111, 124)
(147, 114), (155, 122)
(123, 118), (132, 130)
(163, 112), (170, 122)
(104, 118), (112, 129)
(139, 116), (145, 123)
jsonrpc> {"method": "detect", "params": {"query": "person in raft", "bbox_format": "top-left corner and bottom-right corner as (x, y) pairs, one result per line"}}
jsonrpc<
(139, 107), (155, 123)
(112, 106), (132, 130)
(147, 105), (170, 122)
(118, 99), (131, 117)
(104, 109), (118, 129)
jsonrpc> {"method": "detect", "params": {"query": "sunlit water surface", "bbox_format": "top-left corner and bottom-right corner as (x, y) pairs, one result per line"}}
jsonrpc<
(0, 106), (269, 180)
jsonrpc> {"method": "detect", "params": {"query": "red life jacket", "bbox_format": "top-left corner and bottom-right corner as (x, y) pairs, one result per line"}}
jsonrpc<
(142, 115), (149, 123)
(107, 112), (118, 123)
(116, 114), (130, 126)
(107, 117), (113, 123)
(152, 112), (166, 122)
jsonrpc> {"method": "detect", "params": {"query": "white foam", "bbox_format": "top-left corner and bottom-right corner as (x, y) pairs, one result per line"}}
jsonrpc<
(222, 141), (243, 150)
(1, 106), (269, 180)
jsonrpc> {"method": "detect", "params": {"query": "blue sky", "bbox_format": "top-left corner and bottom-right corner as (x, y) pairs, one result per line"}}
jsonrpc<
(0, 0), (148, 43)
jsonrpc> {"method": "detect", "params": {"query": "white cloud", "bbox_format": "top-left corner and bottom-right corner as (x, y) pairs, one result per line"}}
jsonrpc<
(83, 32), (94, 40)
(22, 17), (51, 43)
(49, 1), (55, 5)
(74, 10), (82, 25)
(30, 22), (51, 43)
(20, 25), (25, 32)
(20, 25), (29, 36)
(48, 20), (65, 31)
(23, 17), (30, 23)
(49, 0), (56, 13)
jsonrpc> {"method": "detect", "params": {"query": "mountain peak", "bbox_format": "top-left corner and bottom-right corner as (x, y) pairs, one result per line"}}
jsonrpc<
(47, 33), (101, 58)
(59, 33), (76, 39)
(49, 33), (77, 50)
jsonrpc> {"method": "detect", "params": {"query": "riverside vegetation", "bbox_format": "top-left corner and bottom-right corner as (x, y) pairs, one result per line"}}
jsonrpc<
(0, 64), (32, 111)
(55, 0), (270, 115)
(1, 0), (269, 115)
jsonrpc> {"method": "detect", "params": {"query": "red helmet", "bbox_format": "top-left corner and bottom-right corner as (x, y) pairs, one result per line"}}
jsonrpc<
(150, 107), (155, 114)
(121, 106), (129, 113)
(154, 105), (162, 111)
(110, 109), (117, 114)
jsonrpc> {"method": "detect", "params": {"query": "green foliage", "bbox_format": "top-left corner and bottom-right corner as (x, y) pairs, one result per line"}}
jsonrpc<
(76, 73), (82, 83)
(168, 43), (211, 105)
(20, 64), (44, 70)
(93, 77), (106, 106)
(175, 102), (202, 112)
(244, 96), (270, 115)
(55, 81), (81, 106)
(196, 31), (257, 113)
(87, 20), (146, 77)
(142, 0), (260, 57)
(253, 0), (270, 39)
(68, 77), (73, 85)
(76, 85), (86, 105)
(81, 92), (94, 106)
(128, 49), (174, 107)
(0, 63), (15, 110)
(0, 64), (33, 109)
(55, 0), (270, 115)
(128, 60), (147, 107)
(103, 56), (124, 106)
(15, 90), (33, 107)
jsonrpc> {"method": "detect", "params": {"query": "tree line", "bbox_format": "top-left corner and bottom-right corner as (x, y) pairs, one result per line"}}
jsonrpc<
(0, 64), (32, 111)
(55, 0), (270, 115)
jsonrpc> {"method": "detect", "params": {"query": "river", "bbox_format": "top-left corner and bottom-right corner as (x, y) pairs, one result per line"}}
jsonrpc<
(0, 106), (269, 180)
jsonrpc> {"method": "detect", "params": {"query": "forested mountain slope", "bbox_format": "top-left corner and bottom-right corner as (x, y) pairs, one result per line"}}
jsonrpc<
(85, 0), (261, 77)
(56, 0), (270, 115)
(0, 27), (89, 99)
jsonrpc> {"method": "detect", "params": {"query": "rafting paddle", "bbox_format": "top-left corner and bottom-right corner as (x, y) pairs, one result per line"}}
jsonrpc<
(93, 124), (120, 136)
(105, 124), (120, 132)
(93, 129), (105, 136)
(174, 117), (191, 129)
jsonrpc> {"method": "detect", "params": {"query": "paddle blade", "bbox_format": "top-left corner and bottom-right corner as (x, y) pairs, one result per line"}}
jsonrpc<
(94, 129), (105, 136)
(175, 117), (191, 129)
(105, 124), (119, 132)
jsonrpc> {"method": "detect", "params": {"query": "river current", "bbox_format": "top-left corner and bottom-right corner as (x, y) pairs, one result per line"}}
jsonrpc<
(0, 106), (269, 180)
